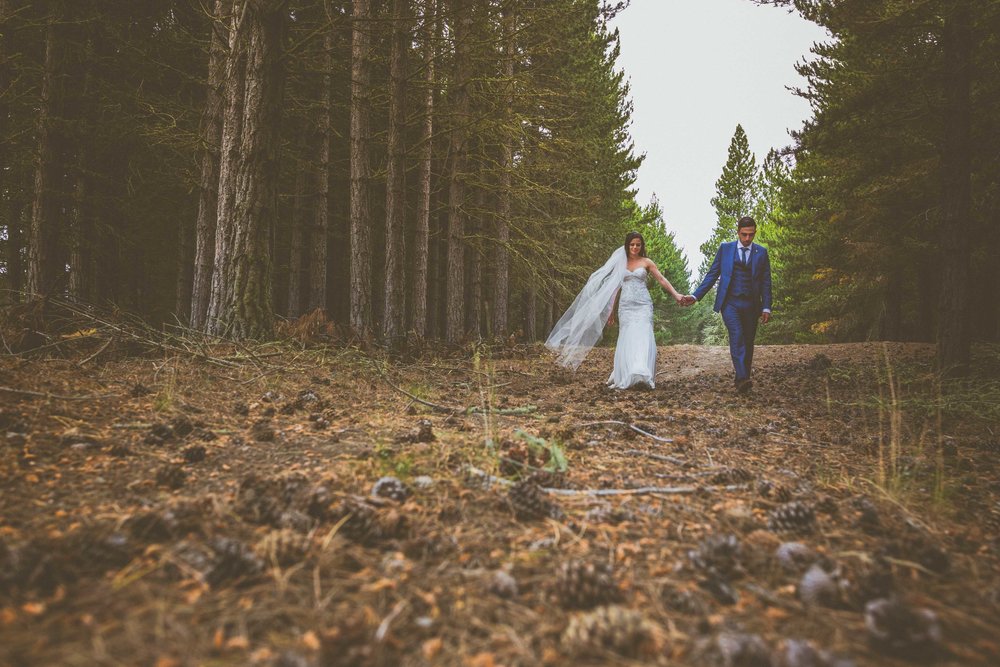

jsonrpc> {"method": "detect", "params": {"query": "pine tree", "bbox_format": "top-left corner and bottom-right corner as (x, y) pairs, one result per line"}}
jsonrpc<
(205, 0), (287, 339)
(699, 124), (758, 278)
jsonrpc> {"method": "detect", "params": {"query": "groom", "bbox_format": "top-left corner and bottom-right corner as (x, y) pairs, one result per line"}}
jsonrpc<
(683, 216), (772, 393)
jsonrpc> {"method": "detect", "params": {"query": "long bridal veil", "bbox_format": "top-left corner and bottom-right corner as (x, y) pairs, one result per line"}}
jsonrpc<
(545, 246), (626, 369)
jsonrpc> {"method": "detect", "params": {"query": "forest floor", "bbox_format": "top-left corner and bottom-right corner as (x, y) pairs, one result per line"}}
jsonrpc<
(2, 337), (1000, 666)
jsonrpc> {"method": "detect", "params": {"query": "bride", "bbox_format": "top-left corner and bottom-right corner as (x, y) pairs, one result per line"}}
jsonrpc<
(545, 231), (684, 389)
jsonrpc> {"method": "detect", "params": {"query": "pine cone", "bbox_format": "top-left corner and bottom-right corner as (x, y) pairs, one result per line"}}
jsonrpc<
(710, 467), (755, 485)
(70, 529), (134, 574)
(688, 533), (744, 579)
(561, 605), (659, 658)
(775, 541), (817, 573)
(508, 480), (563, 521)
(169, 414), (194, 438)
(489, 570), (519, 599)
(256, 529), (311, 566)
(661, 585), (708, 616)
(155, 464), (187, 489)
(798, 563), (841, 608)
(757, 479), (794, 502)
(182, 444), (206, 463)
(371, 476), (410, 502)
(235, 474), (284, 525)
(555, 560), (622, 609)
(837, 556), (894, 609)
(768, 502), (816, 534)
(205, 537), (264, 587)
(702, 632), (772, 667)
(328, 498), (407, 544)
(864, 598), (942, 659)
(772, 638), (853, 667)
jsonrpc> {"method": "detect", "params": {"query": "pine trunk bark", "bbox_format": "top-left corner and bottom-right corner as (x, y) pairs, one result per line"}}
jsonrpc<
(411, 0), (436, 337)
(287, 164), (307, 317)
(525, 285), (536, 341)
(308, 17), (333, 314)
(69, 165), (92, 302)
(190, 0), (229, 329)
(27, 5), (67, 298)
(492, 3), (514, 340)
(383, 0), (410, 344)
(205, 0), (287, 339)
(1, 0), (22, 302)
(465, 188), (483, 339)
(6, 199), (23, 302)
(350, 0), (374, 339)
(937, 2), (972, 376)
(445, 0), (471, 343)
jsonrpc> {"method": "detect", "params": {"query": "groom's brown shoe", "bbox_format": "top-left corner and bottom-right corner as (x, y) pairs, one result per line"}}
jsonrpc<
(736, 379), (753, 394)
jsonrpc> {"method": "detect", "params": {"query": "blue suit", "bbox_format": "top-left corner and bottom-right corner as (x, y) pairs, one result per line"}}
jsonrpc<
(693, 241), (772, 384)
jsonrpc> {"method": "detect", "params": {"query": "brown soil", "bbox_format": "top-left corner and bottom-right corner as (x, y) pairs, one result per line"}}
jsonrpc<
(1, 341), (999, 666)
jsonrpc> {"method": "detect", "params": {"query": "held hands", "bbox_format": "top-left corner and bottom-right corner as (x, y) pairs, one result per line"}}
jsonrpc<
(679, 295), (696, 307)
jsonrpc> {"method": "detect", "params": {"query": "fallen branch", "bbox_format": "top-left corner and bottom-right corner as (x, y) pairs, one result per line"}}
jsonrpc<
(464, 466), (747, 497)
(371, 359), (461, 413)
(78, 336), (114, 366)
(579, 420), (674, 444)
(0, 385), (119, 401)
(467, 404), (538, 416)
(623, 449), (687, 465)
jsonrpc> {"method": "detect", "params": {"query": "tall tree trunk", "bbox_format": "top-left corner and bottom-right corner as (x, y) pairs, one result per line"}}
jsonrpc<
(27, 4), (67, 298)
(492, 2), (514, 340)
(525, 284), (536, 341)
(205, 0), (287, 339)
(191, 0), (229, 329)
(175, 209), (194, 320)
(411, 0), (436, 337)
(287, 163), (307, 317)
(937, 2), (972, 376)
(6, 200), (24, 302)
(308, 10), (333, 313)
(383, 0), (410, 344)
(69, 165), (91, 301)
(465, 187), (483, 339)
(350, 0), (374, 339)
(0, 0), (21, 303)
(445, 0), (471, 343)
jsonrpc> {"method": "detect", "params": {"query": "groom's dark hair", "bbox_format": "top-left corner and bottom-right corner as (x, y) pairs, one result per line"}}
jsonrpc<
(737, 216), (756, 229)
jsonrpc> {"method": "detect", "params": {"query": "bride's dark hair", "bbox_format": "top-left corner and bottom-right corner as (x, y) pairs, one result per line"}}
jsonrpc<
(624, 231), (646, 257)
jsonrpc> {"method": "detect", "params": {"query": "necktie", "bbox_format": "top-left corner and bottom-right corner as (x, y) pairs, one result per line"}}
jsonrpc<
(740, 247), (749, 265)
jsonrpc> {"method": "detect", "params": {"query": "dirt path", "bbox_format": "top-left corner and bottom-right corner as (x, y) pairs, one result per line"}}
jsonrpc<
(1, 342), (997, 666)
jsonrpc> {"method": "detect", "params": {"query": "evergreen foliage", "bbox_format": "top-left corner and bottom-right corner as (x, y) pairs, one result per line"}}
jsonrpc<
(753, 0), (1000, 360)
(0, 0), (674, 345)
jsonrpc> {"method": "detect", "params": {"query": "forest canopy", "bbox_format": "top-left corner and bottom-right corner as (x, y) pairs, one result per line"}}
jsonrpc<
(1, 0), (997, 372)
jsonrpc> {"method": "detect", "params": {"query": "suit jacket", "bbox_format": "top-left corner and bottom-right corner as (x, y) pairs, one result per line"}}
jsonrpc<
(693, 241), (773, 313)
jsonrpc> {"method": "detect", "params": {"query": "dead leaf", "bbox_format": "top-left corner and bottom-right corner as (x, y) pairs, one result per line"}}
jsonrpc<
(22, 602), (45, 616)
(464, 652), (495, 667)
(422, 637), (443, 660)
(302, 631), (320, 650)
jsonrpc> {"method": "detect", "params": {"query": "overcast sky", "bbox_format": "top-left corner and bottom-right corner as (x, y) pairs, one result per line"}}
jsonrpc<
(609, 0), (829, 270)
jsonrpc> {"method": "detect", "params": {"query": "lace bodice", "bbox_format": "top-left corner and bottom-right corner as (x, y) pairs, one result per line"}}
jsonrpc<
(621, 267), (652, 306)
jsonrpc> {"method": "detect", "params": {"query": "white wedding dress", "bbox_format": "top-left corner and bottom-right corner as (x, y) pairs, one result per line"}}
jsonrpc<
(607, 267), (656, 389)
